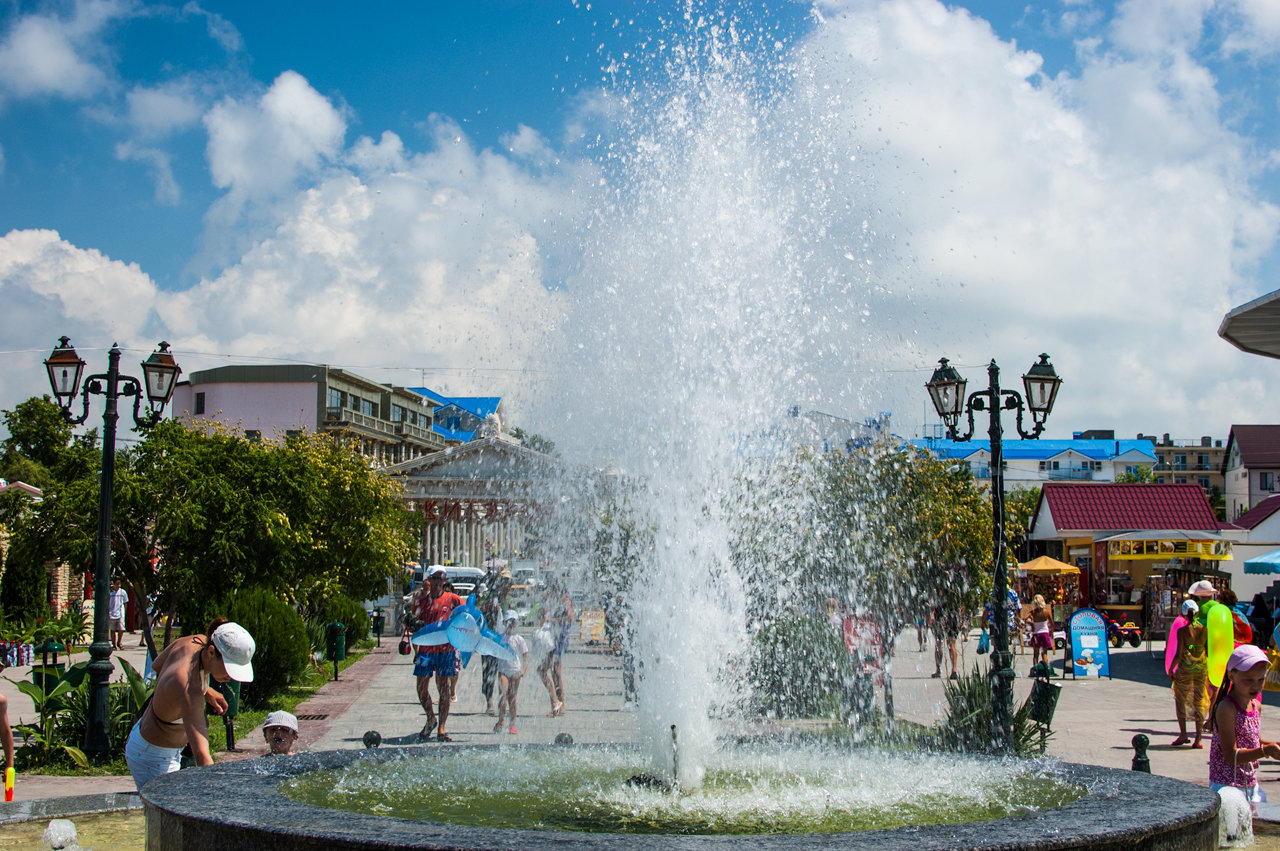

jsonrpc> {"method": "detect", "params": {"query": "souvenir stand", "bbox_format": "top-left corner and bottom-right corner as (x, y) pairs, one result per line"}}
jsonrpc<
(1015, 556), (1081, 627)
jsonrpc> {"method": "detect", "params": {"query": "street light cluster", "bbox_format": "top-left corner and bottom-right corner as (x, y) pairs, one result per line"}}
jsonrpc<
(42, 337), (183, 759)
(925, 353), (1062, 754)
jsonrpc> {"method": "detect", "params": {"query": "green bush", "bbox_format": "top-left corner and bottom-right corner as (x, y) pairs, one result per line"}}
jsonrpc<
(935, 664), (1051, 756)
(222, 588), (309, 710)
(748, 613), (849, 719)
(316, 594), (370, 651)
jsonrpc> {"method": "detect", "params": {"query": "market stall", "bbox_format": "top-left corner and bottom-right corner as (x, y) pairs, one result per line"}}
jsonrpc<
(1016, 556), (1081, 627)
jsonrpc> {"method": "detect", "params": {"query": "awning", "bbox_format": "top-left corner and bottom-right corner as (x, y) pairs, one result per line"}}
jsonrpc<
(1220, 288), (1280, 360)
(1098, 530), (1232, 561)
(1245, 548), (1280, 575)
(1017, 555), (1080, 575)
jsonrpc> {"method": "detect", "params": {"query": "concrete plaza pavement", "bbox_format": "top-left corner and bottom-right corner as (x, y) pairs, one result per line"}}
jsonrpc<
(8, 624), (1280, 815)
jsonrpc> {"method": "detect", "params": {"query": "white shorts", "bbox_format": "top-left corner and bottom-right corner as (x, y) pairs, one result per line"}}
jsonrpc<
(125, 720), (182, 792)
(110, 617), (126, 632)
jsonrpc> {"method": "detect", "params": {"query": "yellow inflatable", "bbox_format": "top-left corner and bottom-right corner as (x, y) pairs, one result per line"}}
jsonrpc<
(1207, 603), (1233, 689)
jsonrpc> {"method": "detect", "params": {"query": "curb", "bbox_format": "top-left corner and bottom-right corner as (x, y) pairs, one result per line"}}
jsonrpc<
(0, 792), (141, 824)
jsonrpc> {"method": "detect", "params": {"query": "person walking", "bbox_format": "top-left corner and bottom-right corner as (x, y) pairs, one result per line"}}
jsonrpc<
(409, 566), (463, 741)
(124, 619), (255, 791)
(493, 610), (528, 735)
(1026, 595), (1054, 670)
(108, 578), (130, 650)
(1170, 599), (1208, 748)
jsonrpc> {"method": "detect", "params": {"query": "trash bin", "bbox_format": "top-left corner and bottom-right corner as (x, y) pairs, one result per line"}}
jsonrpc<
(1028, 677), (1061, 727)
(370, 610), (385, 644)
(327, 621), (345, 680)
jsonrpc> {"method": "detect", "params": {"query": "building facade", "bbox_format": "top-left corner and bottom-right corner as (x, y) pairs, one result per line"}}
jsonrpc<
(1222, 425), (1280, 521)
(171, 364), (447, 466)
(1138, 433), (1226, 494)
(913, 436), (1157, 492)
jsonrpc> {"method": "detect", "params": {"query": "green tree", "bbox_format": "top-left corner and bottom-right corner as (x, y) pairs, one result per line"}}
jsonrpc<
(1116, 466), (1155, 483)
(1003, 485), (1041, 563)
(510, 427), (558, 457)
(2, 396), (72, 472)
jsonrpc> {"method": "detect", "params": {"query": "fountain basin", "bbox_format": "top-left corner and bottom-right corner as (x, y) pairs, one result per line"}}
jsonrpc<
(142, 744), (1218, 850)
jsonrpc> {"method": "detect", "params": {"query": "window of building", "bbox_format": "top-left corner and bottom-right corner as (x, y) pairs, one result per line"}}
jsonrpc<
(362, 398), (376, 417)
(1198, 476), (1210, 491)
(285, 429), (301, 439)
(1262, 472), (1275, 492)
(1198, 453), (1209, 470)
(194, 392), (205, 415)
(392, 405), (405, 422)
(349, 394), (361, 411)
(1175, 476), (1187, 484)
(244, 430), (261, 442)
(1174, 453), (1187, 471)
(327, 388), (345, 409)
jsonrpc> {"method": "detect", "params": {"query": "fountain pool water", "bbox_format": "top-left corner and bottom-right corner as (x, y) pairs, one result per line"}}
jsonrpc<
(280, 744), (1082, 834)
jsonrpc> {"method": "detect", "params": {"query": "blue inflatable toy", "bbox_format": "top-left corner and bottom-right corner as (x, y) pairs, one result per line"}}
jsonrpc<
(410, 594), (516, 668)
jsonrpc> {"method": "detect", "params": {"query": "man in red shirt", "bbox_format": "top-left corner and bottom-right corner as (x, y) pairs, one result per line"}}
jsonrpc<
(411, 566), (463, 741)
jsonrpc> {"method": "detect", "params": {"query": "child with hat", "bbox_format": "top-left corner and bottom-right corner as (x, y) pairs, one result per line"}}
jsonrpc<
(263, 710), (299, 755)
(1208, 644), (1280, 812)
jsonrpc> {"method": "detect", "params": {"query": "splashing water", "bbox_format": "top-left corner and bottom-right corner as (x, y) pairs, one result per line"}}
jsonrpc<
(532, 5), (902, 787)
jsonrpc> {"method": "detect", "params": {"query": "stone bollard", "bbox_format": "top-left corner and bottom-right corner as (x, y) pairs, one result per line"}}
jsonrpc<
(1131, 734), (1151, 773)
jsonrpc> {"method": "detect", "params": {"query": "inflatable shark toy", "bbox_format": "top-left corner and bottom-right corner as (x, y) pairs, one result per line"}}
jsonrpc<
(410, 594), (516, 667)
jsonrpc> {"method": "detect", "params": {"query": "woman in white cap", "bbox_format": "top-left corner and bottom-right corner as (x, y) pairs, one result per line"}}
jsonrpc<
(493, 610), (528, 735)
(125, 618), (255, 791)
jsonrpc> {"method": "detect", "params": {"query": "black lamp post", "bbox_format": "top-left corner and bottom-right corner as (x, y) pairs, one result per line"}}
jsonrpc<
(925, 353), (1061, 753)
(43, 337), (181, 760)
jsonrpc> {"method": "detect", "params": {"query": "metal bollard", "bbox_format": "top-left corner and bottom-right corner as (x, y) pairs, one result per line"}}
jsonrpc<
(1131, 734), (1151, 773)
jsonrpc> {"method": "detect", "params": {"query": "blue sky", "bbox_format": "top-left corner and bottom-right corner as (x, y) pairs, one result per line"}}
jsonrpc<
(3, 0), (1280, 451)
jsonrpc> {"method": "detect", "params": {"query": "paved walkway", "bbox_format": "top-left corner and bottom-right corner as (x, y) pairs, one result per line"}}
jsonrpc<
(9, 626), (1280, 819)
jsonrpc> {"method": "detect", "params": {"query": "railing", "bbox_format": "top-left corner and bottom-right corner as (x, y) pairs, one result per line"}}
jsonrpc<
(1047, 468), (1094, 481)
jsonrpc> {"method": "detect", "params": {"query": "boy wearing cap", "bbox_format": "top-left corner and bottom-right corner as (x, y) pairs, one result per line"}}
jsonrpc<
(125, 618), (255, 791)
(263, 711), (299, 756)
(494, 611), (528, 735)
(409, 566), (463, 741)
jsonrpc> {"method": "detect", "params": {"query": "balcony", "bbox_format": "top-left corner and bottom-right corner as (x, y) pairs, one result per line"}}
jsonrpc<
(1047, 467), (1094, 481)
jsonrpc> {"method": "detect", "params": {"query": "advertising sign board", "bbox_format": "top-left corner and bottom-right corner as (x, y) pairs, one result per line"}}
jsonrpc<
(1066, 607), (1111, 678)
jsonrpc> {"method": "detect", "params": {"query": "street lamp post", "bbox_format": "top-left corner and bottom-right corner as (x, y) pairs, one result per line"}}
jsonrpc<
(43, 337), (181, 760)
(925, 354), (1061, 753)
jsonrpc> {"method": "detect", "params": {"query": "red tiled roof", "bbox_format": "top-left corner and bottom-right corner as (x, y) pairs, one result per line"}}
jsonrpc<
(1039, 483), (1220, 532)
(1229, 494), (1280, 531)
(1226, 425), (1280, 469)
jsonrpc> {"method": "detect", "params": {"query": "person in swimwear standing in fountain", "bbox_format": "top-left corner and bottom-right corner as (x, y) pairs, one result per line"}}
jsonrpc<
(125, 618), (255, 791)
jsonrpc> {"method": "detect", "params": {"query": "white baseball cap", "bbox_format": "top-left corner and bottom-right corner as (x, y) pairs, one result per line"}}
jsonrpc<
(427, 566), (447, 578)
(263, 710), (298, 733)
(504, 610), (519, 623)
(212, 622), (256, 682)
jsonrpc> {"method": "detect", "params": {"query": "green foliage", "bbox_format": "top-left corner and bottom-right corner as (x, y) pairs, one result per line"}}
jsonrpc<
(935, 665), (1052, 757)
(1116, 466), (1155, 484)
(9, 662), (90, 769)
(2, 396), (72, 472)
(748, 614), (848, 718)
(219, 588), (310, 710)
(509, 427), (558, 456)
(316, 594), (371, 651)
(0, 532), (52, 623)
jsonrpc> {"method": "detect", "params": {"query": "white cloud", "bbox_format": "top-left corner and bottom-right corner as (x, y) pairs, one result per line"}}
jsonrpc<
(159, 116), (584, 401)
(204, 71), (347, 205)
(125, 81), (203, 138)
(115, 141), (180, 204)
(181, 1), (242, 54)
(0, 0), (132, 101)
(0, 228), (161, 415)
(792, 0), (1280, 437)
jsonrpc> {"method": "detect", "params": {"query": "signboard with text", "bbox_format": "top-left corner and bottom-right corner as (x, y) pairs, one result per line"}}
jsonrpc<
(1066, 607), (1111, 679)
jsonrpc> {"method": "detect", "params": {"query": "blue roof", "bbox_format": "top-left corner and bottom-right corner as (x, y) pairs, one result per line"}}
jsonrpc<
(408, 387), (501, 419)
(912, 438), (1156, 462)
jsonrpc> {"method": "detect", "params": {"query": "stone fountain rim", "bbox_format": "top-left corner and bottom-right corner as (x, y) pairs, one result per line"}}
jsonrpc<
(142, 743), (1218, 851)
